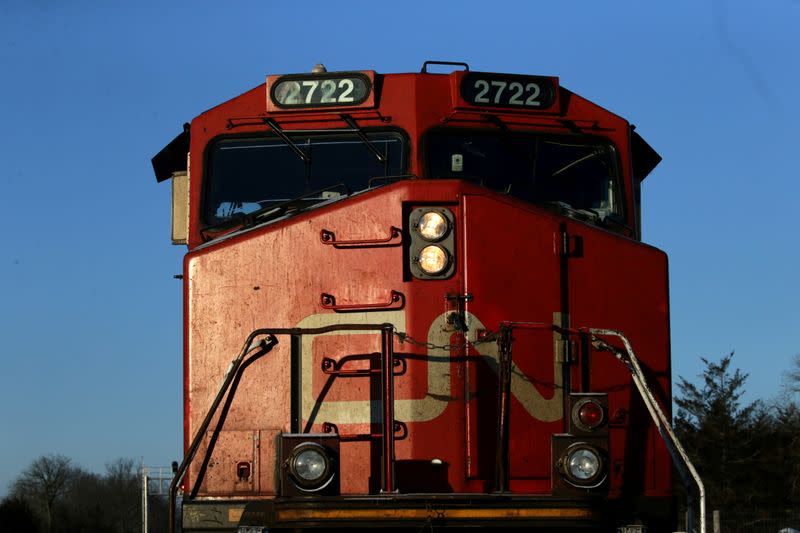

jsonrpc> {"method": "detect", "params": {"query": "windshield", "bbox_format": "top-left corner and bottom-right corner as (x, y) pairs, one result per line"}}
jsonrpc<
(204, 131), (405, 225)
(426, 130), (622, 220)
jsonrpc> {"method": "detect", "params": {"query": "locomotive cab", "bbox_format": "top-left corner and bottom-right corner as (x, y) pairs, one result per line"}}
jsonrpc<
(153, 63), (692, 532)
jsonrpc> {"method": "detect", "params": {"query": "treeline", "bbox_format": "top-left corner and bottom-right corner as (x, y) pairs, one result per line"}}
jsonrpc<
(3, 354), (798, 532)
(0, 457), (168, 533)
(674, 353), (800, 530)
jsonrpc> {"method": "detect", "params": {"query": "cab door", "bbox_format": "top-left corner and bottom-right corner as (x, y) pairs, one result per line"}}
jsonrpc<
(460, 193), (567, 492)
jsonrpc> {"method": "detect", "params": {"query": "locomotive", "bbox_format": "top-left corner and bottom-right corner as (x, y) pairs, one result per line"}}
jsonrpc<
(152, 62), (698, 532)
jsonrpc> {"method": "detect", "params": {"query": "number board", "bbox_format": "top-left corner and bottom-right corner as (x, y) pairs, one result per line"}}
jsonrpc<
(460, 72), (556, 110)
(267, 72), (373, 111)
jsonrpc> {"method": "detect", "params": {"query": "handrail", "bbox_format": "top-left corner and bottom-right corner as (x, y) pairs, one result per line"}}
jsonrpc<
(588, 328), (706, 533)
(168, 323), (397, 533)
(168, 333), (278, 533)
(320, 290), (404, 312)
(319, 226), (402, 248)
(494, 325), (513, 492)
(492, 321), (579, 492)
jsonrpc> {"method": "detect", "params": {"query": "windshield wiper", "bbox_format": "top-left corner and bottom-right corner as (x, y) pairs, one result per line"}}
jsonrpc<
(340, 114), (387, 163)
(201, 183), (350, 240)
(552, 149), (604, 177)
(250, 182), (350, 224)
(264, 118), (310, 162)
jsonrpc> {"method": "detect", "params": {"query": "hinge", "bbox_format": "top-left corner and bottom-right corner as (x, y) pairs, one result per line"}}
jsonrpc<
(560, 230), (583, 258)
(555, 339), (576, 363)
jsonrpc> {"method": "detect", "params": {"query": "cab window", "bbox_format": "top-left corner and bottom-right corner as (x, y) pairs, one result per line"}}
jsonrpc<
(205, 131), (405, 225)
(426, 130), (623, 224)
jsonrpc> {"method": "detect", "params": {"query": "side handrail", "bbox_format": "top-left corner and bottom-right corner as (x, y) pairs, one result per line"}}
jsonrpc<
(588, 328), (706, 533)
(168, 323), (396, 533)
(319, 226), (402, 248)
(168, 333), (278, 533)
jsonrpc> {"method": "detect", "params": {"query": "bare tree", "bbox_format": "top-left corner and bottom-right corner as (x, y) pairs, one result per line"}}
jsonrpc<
(11, 454), (74, 532)
(103, 458), (141, 533)
(785, 353), (800, 395)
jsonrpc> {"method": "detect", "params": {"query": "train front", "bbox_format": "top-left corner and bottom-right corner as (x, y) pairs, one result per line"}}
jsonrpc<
(153, 64), (673, 532)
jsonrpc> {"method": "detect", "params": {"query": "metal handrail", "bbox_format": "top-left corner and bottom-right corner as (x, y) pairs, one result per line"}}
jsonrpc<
(168, 323), (397, 533)
(588, 328), (706, 533)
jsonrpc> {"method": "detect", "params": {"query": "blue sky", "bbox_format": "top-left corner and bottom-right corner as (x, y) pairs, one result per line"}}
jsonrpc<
(1, 1), (798, 496)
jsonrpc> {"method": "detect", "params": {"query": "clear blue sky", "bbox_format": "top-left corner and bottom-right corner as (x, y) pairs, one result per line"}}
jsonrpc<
(1, 1), (798, 496)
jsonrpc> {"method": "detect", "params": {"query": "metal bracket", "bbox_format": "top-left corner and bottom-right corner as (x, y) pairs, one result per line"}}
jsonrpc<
(445, 293), (472, 333)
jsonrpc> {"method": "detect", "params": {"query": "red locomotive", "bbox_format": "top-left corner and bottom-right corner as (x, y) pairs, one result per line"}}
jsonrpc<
(153, 61), (696, 532)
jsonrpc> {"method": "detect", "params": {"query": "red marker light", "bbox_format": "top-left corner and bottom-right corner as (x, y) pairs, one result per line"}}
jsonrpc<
(578, 400), (605, 429)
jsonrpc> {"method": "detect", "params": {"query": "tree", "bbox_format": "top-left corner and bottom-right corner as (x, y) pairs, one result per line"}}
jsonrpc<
(785, 353), (800, 395)
(0, 496), (40, 533)
(10, 454), (74, 533)
(8, 455), (148, 533)
(674, 353), (763, 510)
(767, 401), (800, 503)
(102, 458), (141, 533)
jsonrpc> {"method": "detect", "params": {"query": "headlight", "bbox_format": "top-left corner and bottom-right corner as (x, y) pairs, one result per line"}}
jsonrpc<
(287, 442), (334, 490)
(417, 245), (449, 275)
(293, 448), (327, 481)
(417, 211), (449, 241)
(568, 448), (600, 480)
(559, 443), (606, 487)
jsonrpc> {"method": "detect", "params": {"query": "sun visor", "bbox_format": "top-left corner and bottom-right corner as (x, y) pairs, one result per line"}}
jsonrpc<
(152, 123), (190, 182)
(631, 129), (661, 182)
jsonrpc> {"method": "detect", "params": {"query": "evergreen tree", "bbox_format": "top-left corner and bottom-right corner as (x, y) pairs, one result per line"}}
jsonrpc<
(674, 353), (763, 511)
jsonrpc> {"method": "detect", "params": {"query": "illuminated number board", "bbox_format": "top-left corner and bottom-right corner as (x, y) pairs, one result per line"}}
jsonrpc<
(461, 72), (556, 109)
(270, 73), (371, 108)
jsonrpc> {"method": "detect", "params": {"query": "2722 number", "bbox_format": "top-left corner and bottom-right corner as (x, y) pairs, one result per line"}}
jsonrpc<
(283, 79), (355, 104)
(472, 79), (542, 107)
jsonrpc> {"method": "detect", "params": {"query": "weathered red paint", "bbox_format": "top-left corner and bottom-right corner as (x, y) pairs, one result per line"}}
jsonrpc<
(164, 67), (673, 530)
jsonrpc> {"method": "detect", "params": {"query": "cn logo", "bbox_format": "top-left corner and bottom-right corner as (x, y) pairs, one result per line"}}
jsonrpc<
(296, 311), (563, 426)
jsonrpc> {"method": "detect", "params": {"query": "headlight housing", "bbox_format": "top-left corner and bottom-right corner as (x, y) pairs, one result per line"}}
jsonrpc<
(409, 207), (455, 279)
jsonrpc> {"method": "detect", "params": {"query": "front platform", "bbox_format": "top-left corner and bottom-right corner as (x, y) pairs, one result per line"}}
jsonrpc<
(182, 494), (610, 531)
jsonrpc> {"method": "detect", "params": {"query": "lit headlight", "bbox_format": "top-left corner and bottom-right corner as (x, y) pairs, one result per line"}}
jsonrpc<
(417, 211), (449, 241)
(288, 442), (333, 490)
(408, 207), (455, 279)
(417, 245), (449, 275)
(559, 443), (605, 487)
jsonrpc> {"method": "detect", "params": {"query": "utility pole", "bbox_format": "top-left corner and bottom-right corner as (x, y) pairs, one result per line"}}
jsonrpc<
(142, 468), (149, 533)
